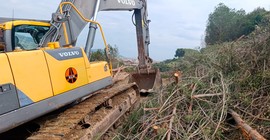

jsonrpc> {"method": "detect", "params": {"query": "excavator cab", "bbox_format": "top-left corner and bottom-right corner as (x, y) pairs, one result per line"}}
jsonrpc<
(0, 19), (50, 52)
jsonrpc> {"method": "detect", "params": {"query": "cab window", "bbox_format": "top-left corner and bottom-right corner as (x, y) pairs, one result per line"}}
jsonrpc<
(13, 25), (49, 50)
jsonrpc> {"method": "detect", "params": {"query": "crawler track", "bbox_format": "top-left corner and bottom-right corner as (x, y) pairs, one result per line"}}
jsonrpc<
(27, 82), (139, 140)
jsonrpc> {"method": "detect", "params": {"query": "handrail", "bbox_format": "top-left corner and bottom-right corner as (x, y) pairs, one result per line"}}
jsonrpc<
(59, 2), (112, 73)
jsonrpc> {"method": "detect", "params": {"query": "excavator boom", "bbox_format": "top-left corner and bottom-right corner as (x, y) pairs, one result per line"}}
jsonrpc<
(41, 0), (160, 92)
(41, 0), (151, 70)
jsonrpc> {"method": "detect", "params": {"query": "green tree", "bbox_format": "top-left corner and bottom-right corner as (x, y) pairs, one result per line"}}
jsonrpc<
(175, 48), (185, 58)
(245, 8), (268, 32)
(153, 62), (171, 72)
(108, 44), (122, 68)
(90, 44), (119, 61)
(205, 3), (247, 45)
(90, 49), (106, 61)
(108, 44), (119, 59)
(90, 44), (124, 69)
(205, 4), (269, 45)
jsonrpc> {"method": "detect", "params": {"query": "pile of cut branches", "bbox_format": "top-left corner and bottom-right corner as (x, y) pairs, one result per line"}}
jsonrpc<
(114, 73), (240, 139)
(113, 20), (270, 140)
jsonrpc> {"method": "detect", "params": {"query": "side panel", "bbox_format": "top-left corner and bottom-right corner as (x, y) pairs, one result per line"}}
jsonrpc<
(87, 61), (111, 83)
(0, 77), (112, 133)
(6, 50), (53, 103)
(81, 50), (112, 83)
(44, 48), (88, 95)
(0, 54), (19, 114)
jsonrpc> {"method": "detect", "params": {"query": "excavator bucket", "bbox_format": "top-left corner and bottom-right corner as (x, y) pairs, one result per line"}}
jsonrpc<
(129, 68), (162, 93)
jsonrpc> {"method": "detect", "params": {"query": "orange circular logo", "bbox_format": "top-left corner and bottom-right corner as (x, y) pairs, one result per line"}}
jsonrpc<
(65, 67), (78, 83)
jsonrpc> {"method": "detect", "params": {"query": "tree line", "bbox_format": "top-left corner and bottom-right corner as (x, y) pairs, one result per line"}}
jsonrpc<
(174, 3), (269, 59)
(205, 3), (269, 45)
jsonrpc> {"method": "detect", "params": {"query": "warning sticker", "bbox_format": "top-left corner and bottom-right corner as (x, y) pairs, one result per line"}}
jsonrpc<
(65, 67), (78, 83)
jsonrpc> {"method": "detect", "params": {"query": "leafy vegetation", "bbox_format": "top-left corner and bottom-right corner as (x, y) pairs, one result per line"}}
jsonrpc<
(174, 48), (185, 58)
(90, 44), (123, 68)
(153, 49), (200, 72)
(205, 3), (269, 45)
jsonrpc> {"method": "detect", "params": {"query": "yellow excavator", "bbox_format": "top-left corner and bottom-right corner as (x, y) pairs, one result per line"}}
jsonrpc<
(0, 0), (161, 137)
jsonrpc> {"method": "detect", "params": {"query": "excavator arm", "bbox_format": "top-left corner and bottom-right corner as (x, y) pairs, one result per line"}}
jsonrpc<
(40, 0), (151, 70)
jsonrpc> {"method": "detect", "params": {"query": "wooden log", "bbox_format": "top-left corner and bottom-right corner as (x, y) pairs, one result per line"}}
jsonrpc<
(173, 71), (182, 84)
(167, 105), (177, 140)
(112, 66), (124, 82)
(229, 109), (266, 140)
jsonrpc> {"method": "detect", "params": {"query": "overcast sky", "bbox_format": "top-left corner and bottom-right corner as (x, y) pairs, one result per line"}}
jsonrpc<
(1, 0), (269, 61)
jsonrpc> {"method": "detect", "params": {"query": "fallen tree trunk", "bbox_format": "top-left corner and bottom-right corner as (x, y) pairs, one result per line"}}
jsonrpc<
(229, 109), (266, 140)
